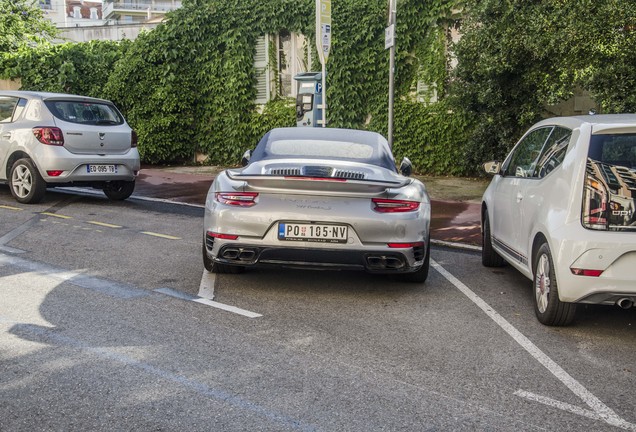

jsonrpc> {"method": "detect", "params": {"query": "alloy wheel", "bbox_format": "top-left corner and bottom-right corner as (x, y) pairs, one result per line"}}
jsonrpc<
(535, 253), (550, 313)
(11, 165), (32, 199)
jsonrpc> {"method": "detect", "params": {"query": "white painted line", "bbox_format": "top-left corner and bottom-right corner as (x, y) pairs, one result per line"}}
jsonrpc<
(431, 259), (636, 431)
(198, 270), (216, 300)
(515, 390), (601, 422)
(154, 287), (262, 319)
(54, 187), (205, 209)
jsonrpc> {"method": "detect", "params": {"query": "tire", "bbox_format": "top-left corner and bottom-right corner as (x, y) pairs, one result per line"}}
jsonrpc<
(533, 243), (576, 326)
(9, 158), (46, 204)
(202, 241), (244, 274)
(482, 211), (505, 267)
(397, 237), (430, 283)
(103, 180), (135, 200)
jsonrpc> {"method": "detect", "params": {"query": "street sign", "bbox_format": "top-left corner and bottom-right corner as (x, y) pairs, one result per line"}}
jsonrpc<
(385, 24), (395, 49)
(316, 0), (332, 64)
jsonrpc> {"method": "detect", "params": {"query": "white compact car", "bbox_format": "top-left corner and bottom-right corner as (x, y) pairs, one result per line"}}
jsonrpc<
(0, 91), (140, 204)
(481, 114), (636, 326)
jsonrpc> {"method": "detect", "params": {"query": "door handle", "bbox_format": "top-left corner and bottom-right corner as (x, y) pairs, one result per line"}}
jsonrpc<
(1, 133), (11, 139)
(516, 192), (523, 203)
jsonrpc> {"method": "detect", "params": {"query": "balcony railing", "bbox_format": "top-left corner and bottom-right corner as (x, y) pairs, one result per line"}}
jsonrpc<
(102, 0), (181, 19)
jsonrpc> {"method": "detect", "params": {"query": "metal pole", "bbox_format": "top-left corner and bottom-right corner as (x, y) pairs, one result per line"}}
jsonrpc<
(387, 0), (396, 148)
(322, 64), (327, 127)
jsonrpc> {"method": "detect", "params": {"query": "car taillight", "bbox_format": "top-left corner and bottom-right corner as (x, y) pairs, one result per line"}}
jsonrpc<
(131, 130), (138, 148)
(571, 268), (603, 277)
(582, 173), (609, 230)
(207, 231), (239, 240)
(372, 198), (420, 213)
(388, 242), (424, 248)
(32, 127), (64, 146)
(215, 192), (258, 207)
(46, 170), (64, 177)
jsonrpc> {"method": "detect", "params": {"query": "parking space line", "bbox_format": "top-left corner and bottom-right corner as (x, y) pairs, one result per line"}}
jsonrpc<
(0, 205), (22, 211)
(154, 287), (262, 318)
(87, 221), (122, 229)
(141, 231), (181, 240)
(41, 212), (72, 219)
(431, 259), (636, 431)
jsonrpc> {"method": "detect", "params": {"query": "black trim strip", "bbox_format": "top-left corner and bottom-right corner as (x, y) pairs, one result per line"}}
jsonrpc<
(492, 236), (528, 266)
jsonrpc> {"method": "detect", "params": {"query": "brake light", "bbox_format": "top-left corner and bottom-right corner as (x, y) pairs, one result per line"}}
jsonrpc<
(571, 268), (603, 277)
(33, 127), (64, 146)
(215, 192), (258, 207)
(372, 198), (420, 213)
(131, 130), (138, 148)
(284, 176), (346, 182)
(388, 242), (424, 248)
(207, 231), (239, 240)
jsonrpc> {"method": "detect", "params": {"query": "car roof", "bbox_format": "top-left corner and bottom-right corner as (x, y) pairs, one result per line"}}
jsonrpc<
(0, 90), (111, 104)
(534, 114), (636, 130)
(265, 127), (387, 145)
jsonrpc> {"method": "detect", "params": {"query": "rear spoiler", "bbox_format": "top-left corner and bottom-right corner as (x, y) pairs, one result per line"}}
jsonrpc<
(227, 173), (409, 195)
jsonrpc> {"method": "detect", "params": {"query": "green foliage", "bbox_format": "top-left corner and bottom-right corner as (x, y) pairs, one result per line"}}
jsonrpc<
(1, 40), (130, 97)
(0, 0), (58, 53)
(451, 0), (636, 172)
(103, 0), (459, 167)
(369, 99), (474, 175)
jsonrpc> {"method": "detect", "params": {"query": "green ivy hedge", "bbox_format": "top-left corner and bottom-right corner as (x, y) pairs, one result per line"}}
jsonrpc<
(1, 0), (470, 173)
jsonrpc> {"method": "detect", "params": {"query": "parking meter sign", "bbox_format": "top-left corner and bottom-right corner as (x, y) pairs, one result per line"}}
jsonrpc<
(316, 0), (331, 64)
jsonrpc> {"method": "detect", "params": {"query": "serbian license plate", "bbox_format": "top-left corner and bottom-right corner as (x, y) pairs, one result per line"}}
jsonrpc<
(87, 164), (118, 174)
(278, 223), (348, 243)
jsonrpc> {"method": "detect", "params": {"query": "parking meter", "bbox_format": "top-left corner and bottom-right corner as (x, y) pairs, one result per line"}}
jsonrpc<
(293, 72), (323, 127)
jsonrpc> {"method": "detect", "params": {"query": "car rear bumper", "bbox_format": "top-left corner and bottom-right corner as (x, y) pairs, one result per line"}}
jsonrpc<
(32, 146), (140, 183)
(205, 235), (427, 274)
(553, 229), (636, 303)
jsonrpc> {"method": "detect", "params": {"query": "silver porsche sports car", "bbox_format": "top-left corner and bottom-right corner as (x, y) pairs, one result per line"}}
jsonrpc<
(203, 127), (431, 282)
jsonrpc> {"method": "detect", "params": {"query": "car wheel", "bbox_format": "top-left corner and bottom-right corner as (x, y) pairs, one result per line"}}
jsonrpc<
(533, 243), (576, 326)
(202, 241), (244, 274)
(10, 158), (46, 204)
(397, 237), (430, 283)
(482, 211), (505, 267)
(103, 180), (135, 200)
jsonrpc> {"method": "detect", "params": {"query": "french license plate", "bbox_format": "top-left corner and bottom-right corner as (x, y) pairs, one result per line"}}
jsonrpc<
(87, 164), (117, 174)
(278, 223), (348, 243)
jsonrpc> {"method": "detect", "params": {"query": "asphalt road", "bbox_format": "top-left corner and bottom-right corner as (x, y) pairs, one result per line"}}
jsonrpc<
(1, 186), (635, 431)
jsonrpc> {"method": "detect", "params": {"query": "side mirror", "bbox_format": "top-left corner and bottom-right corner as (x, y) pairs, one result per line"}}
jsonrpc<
(399, 157), (412, 177)
(483, 161), (501, 175)
(241, 149), (252, 167)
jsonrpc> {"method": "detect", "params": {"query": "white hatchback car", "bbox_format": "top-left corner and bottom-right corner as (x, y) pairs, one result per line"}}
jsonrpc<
(482, 114), (636, 326)
(0, 91), (140, 204)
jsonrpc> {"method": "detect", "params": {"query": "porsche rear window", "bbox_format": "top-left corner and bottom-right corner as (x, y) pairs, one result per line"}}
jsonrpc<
(268, 140), (375, 159)
(44, 100), (124, 125)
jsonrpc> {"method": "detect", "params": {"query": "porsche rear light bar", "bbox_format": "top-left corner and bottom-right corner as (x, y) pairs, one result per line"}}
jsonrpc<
(372, 198), (420, 213)
(284, 176), (346, 182)
(215, 192), (258, 207)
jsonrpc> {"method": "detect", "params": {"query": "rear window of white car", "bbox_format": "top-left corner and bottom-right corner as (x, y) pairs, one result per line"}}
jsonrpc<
(583, 134), (636, 231)
(44, 100), (124, 126)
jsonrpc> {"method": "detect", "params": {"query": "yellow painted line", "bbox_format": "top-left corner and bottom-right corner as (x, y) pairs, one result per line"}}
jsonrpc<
(141, 231), (181, 240)
(87, 221), (122, 229)
(41, 212), (72, 219)
(0, 205), (22, 211)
